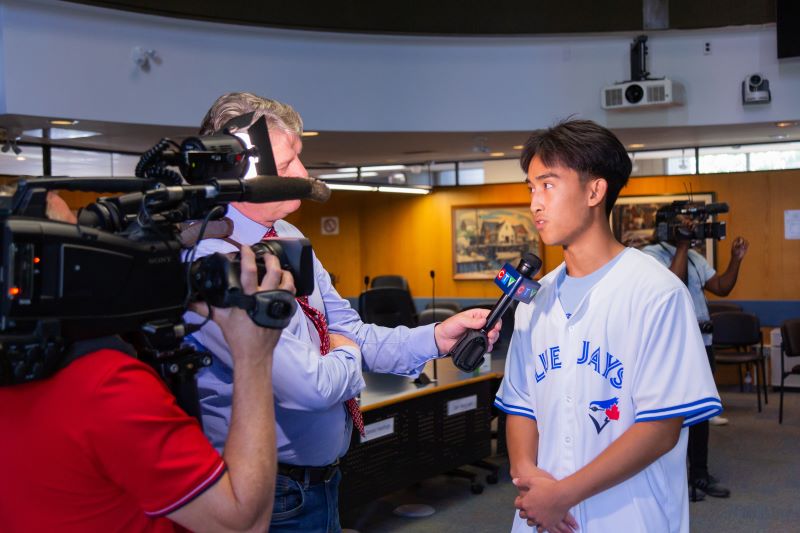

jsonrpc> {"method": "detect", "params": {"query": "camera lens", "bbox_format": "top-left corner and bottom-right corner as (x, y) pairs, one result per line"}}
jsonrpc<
(748, 74), (762, 88)
(624, 84), (644, 104)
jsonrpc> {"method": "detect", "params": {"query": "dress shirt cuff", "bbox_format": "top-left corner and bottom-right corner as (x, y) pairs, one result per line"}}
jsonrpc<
(406, 323), (442, 369)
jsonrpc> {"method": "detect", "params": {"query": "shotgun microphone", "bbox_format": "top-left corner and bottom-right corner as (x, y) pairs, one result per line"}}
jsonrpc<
(429, 269), (438, 381)
(449, 253), (542, 372)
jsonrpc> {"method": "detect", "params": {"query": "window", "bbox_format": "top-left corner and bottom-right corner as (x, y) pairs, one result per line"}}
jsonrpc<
(629, 149), (697, 177)
(0, 145), (44, 177)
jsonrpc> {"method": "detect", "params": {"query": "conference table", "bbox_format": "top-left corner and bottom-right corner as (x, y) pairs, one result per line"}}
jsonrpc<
(338, 353), (508, 510)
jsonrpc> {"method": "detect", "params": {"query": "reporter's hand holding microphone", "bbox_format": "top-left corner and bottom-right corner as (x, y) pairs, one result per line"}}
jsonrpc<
(442, 253), (543, 372)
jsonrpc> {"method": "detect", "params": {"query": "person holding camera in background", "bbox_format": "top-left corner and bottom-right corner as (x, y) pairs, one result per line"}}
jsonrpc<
(185, 92), (501, 533)
(642, 215), (749, 501)
(0, 234), (293, 533)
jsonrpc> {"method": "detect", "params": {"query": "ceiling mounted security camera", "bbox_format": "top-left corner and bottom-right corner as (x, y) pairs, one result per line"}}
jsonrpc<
(742, 73), (771, 105)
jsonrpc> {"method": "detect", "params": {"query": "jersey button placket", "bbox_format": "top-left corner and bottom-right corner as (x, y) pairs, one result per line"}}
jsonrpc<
(561, 323), (576, 469)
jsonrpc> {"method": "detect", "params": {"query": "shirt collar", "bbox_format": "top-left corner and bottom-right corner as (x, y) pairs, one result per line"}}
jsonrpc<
(226, 204), (272, 246)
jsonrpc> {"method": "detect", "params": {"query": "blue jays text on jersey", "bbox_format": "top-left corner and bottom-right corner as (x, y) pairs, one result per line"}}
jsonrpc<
(533, 340), (624, 389)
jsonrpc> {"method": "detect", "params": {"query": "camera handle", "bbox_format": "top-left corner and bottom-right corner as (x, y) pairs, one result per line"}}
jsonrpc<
(225, 289), (297, 329)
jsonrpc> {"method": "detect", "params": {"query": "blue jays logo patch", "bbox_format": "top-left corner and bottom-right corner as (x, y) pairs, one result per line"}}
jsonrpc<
(588, 397), (620, 434)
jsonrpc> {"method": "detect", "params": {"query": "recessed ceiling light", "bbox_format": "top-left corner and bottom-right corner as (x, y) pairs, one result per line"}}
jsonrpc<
(490, 152), (505, 157)
(301, 131), (319, 137)
(318, 171), (378, 179)
(361, 164), (406, 172)
(769, 134), (789, 140)
(49, 119), (79, 126)
(326, 184), (378, 192)
(512, 145), (524, 150)
(377, 186), (430, 195)
(775, 121), (798, 128)
(628, 143), (645, 149)
(15, 155), (25, 161)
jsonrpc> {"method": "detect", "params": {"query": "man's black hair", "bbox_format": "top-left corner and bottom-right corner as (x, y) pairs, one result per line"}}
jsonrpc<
(520, 119), (632, 217)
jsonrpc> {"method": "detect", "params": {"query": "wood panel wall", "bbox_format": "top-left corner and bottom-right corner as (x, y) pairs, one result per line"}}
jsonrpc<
(289, 169), (800, 301)
(24, 169), (798, 302)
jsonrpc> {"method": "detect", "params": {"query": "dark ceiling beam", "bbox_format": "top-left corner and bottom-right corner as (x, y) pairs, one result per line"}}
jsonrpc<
(67, 1), (775, 35)
(643, 0), (669, 30)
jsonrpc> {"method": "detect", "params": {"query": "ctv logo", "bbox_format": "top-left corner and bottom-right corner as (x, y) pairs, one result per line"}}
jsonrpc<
(496, 268), (517, 288)
(516, 284), (534, 301)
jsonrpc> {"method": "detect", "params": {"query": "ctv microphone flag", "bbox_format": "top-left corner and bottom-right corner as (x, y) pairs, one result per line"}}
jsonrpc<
(494, 263), (540, 305)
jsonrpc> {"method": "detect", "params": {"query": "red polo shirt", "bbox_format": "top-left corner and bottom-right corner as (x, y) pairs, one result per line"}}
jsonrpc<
(0, 349), (225, 532)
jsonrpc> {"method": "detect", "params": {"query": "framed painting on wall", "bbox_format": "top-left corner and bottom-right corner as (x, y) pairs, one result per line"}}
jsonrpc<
(611, 193), (717, 267)
(452, 205), (542, 280)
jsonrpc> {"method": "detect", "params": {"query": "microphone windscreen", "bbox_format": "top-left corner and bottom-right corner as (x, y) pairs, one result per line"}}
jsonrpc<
(519, 253), (543, 277)
(242, 176), (331, 203)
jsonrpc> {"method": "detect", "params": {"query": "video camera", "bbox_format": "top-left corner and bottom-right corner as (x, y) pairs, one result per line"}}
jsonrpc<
(0, 114), (329, 396)
(654, 200), (728, 243)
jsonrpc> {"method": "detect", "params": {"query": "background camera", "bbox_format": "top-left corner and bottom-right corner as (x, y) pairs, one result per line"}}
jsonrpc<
(742, 72), (771, 105)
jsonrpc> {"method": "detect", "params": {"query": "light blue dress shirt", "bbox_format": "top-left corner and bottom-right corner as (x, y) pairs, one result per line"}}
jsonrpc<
(185, 205), (439, 466)
(641, 242), (716, 346)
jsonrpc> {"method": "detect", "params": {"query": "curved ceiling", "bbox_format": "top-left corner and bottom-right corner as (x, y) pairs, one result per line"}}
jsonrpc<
(67, 1), (775, 35)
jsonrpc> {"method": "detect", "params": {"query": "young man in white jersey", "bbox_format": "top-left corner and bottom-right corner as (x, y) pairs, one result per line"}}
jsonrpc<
(494, 120), (722, 533)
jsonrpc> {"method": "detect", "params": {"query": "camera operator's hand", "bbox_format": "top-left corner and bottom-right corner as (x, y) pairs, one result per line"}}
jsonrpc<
(731, 236), (749, 261)
(329, 332), (358, 351)
(45, 192), (77, 224)
(434, 308), (502, 355)
(172, 247), (293, 533)
(674, 216), (696, 250)
(194, 248), (295, 362)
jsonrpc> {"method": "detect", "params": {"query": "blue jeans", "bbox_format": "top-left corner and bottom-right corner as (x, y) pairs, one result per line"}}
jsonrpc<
(270, 468), (342, 533)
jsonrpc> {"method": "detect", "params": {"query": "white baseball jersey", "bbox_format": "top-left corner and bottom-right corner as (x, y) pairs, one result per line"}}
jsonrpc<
(495, 248), (721, 533)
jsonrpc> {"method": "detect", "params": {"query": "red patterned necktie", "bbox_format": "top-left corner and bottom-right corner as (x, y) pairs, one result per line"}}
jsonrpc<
(263, 227), (365, 436)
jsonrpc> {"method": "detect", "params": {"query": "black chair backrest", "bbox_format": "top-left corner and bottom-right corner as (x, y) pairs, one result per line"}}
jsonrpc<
(418, 307), (456, 326)
(424, 301), (462, 312)
(358, 287), (418, 328)
(370, 275), (409, 291)
(711, 311), (761, 347)
(708, 301), (743, 315)
(781, 318), (800, 357)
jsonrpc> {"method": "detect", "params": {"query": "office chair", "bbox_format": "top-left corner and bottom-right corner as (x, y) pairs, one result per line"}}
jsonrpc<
(358, 287), (418, 327)
(707, 301), (743, 315)
(370, 275), (410, 291)
(424, 301), (462, 312)
(711, 311), (768, 412)
(417, 307), (456, 325)
(779, 318), (800, 424)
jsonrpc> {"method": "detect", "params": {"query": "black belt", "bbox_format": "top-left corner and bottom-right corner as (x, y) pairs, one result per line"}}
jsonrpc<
(277, 461), (339, 485)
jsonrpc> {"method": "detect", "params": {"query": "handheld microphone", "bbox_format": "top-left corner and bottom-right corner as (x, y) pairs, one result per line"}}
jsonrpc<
(364, 276), (370, 291)
(429, 269), (438, 381)
(449, 253), (542, 372)
(429, 270), (436, 320)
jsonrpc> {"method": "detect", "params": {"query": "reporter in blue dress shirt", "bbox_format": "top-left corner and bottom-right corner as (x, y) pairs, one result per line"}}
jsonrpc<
(185, 92), (501, 533)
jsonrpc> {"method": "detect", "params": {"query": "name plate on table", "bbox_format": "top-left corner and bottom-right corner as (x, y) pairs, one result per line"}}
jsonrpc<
(360, 417), (395, 443)
(447, 395), (477, 416)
